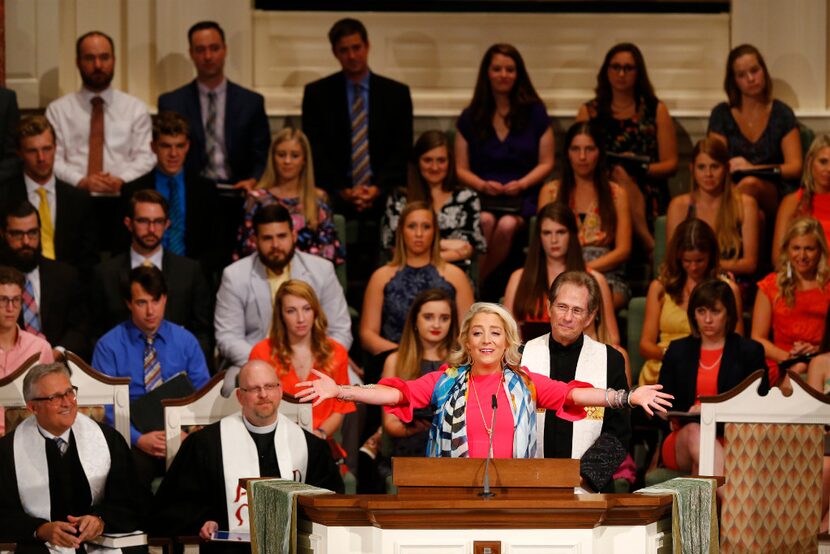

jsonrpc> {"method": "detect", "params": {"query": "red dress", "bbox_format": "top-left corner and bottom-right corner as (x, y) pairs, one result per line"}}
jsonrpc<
(757, 273), (830, 383)
(661, 347), (723, 471)
(249, 338), (356, 429)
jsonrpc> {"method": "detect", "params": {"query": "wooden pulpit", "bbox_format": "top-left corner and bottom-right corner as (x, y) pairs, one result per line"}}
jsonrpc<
(296, 457), (673, 553)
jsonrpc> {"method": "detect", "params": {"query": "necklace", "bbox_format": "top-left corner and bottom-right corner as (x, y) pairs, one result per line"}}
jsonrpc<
(469, 370), (503, 439)
(698, 352), (723, 371)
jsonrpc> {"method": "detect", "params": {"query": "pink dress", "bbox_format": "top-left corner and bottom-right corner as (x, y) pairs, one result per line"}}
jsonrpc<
(381, 366), (591, 458)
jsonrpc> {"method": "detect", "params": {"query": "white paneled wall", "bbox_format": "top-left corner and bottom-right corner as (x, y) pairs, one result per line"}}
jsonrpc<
(5, 0), (829, 118)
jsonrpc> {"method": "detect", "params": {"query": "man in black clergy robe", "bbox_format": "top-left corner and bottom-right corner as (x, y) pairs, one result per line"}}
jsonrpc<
(151, 360), (342, 553)
(0, 363), (149, 554)
(519, 271), (630, 493)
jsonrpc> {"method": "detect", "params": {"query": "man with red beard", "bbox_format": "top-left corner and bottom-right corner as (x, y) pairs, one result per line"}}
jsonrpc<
(0, 201), (90, 358)
(214, 204), (351, 370)
(151, 360), (342, 554)
(91, 189), (212, 360)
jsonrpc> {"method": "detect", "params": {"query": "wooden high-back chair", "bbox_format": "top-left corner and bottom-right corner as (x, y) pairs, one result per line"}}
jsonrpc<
(699, 369), (830, 552)
(163, 371), (314, 469)
(0, 352), (131, 444)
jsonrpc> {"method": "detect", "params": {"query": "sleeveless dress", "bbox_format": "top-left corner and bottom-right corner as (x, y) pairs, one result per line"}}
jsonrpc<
(587, 98), (666, 228)
(381, 265), (456, 343)
(639, 293), (691, 386)
(795, 189), (830, 242)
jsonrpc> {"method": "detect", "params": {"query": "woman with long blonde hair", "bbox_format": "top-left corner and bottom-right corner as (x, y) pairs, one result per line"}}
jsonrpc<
(666, 138), (760, 277)
(235, 128), (344, 264)
(773, 134), (830, 259)
(360, 201), (474, 356)
(752, 217), (830, 383)
(249, 279), (355, 440)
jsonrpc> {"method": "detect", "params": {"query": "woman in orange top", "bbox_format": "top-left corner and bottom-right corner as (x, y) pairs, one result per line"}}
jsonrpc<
(249, 279), (355, 439)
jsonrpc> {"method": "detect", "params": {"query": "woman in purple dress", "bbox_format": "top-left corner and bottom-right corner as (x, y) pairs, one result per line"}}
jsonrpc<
(455, 44), (554, 284)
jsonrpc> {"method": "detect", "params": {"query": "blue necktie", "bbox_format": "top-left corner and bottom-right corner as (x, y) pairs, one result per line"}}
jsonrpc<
(166, 177), (186, 256)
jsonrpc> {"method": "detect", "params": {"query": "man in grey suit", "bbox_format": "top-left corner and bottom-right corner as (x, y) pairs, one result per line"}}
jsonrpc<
(214, 203), (351, 369)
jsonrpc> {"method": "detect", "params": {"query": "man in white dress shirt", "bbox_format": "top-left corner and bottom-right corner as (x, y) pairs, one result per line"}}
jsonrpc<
(45, 31), (155, 255)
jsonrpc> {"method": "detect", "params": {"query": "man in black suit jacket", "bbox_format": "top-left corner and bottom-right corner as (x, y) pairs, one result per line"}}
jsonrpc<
(121, 112), (219, 267)
(92, 189), (212, 363)
(0, 87), (21, 186)
(301, 18), (413, 214)
(156, 21), (270, 189)
(1, 115), (96, 270)
(0, 201), (90, 358)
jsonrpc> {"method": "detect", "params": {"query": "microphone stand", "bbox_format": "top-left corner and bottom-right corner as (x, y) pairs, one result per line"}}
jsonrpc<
(479, 394), (498, 498)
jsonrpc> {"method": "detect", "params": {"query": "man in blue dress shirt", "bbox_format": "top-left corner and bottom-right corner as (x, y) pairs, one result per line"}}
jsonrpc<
(92, 264), (210, 485)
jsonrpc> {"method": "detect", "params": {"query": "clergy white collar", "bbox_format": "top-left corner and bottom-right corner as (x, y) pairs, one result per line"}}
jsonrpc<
(36, 422), (70, 443)
(242, 415), (277, 435)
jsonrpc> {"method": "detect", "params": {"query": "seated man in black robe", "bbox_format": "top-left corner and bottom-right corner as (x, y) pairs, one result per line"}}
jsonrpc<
(0, 362), (150, 554)
(520, 271), (631, 493)
(151, 359), (342, 553)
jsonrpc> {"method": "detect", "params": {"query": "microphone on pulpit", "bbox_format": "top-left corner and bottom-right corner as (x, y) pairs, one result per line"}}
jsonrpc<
(479, 394), (497, 498)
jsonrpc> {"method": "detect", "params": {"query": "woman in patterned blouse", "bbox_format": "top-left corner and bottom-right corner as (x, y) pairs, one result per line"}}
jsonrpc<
(234, 128), (344, 264)
(382, 130), (487, 266)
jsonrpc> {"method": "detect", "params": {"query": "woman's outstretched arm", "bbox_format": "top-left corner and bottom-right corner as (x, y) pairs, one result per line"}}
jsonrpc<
(297, 369), (403, 407)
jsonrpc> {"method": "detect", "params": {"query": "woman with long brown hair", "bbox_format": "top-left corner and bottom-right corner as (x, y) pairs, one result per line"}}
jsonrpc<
(708, 44), (802, 223)
(248, 279), (355, 440)
(639, 218), (742, 386)
(576, 42), (678, 253)
(667, 137), (760, 278)
(455, 44), (554, 282)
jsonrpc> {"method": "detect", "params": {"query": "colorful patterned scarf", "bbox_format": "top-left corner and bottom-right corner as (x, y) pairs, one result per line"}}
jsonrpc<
(426, 364), (537, 458)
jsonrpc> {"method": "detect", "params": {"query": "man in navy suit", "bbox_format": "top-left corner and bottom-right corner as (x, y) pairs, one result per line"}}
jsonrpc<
(157, 21), (270, 190)
(301, 18), (413, 215)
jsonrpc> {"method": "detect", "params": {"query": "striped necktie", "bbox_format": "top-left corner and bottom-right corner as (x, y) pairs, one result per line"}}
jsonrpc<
(143, 334), (163, 392)
(22, 278), (44, 337)
(36, 188), (55, 260)
(350, 83), (370, 188)
(54, 437), (68, 456)
(166, 177), (185, 255)
(203, 91), (219, 180)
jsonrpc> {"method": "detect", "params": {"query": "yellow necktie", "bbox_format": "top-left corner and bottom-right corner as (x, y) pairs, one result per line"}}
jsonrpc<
(37, 188), (55, 260)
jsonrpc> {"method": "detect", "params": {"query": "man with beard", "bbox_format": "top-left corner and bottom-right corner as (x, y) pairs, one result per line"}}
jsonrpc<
(151, 360), (342, 554)
(214, 204), (351, 369)
(91, 189), (212, 360)
(45, 31), (155, 254)
(121, 112), (218, 265)
(0, 115), (96, 270)
(0, 201), (90, 358)
(92, 265), (210, 487)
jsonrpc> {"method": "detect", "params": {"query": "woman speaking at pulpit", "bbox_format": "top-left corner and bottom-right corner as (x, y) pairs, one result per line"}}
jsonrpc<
(298, 302), (672, 458)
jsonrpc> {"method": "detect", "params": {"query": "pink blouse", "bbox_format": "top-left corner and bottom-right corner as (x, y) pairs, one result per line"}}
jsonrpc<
(380, 366), (591, 458)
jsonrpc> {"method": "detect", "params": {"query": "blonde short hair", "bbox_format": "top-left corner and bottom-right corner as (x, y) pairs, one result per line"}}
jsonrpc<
(447, 302), (522, 370)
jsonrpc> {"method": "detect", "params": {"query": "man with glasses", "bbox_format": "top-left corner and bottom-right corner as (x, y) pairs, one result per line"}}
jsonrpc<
(92, 189), (212, 359)
(0, 363), (149, 551)
(151, 359), (342, 549)
(0, 115), (96, 270)
(92, 265), (210, 487)
(520, 271), (630, 493)
(0, 200), (90, 358)
(0, 265), (53, 434)
(121, 111), (219, 267)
